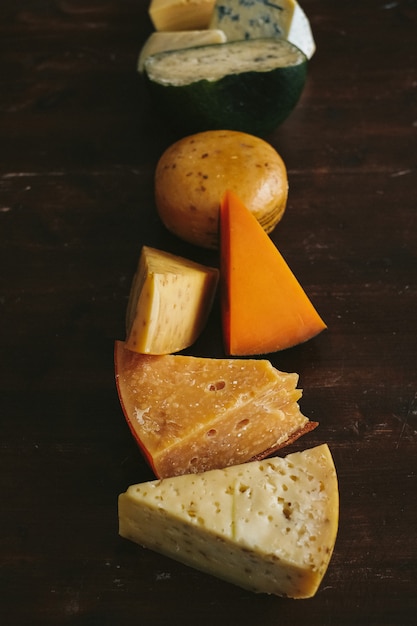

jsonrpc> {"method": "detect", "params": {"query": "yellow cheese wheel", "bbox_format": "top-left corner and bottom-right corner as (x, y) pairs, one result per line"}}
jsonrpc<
(154, 130), (288, 249)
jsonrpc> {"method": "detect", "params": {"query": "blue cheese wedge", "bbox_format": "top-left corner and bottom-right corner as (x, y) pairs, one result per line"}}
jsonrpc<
(125, 246), (218, 355)
(209, 0), (316, 59)
(118, 444), (339, 598)
(209, 0), (296, 41)
(137, 29), (227, 72)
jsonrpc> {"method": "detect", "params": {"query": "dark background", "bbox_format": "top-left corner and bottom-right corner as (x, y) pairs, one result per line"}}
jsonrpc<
(1, 1), (416, 624)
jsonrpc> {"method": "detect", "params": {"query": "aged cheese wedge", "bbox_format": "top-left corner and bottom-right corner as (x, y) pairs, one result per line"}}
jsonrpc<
(125, 246), (218, 355)
(220, 190), (326, 355)
(119, 443), (339, 598)
(137, 29), (227, 72)
(149, 0), (216, 31)
(115, 340), (317, 477)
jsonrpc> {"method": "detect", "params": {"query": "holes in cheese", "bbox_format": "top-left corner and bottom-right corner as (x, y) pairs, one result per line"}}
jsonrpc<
(114, 340), (318, 478)
(125, 246), (218, 355)
(220, 189), (327, 355)
(118, 443), (339, 598)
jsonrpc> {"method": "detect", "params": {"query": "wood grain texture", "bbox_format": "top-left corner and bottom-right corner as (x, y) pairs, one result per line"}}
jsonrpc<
(1, 1), (416, 625)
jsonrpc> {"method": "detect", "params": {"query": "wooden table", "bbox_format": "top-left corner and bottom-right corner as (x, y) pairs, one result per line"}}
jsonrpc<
(1, 1), (416, 624)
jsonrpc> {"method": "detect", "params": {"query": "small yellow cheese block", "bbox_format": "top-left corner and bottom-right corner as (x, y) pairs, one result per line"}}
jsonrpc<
(125, 246), (218, 355)
(119, 444), (339, 598)
(115, 341), (317, 477)
(149, 0), (216, 31)
(138, 30), (227, 72)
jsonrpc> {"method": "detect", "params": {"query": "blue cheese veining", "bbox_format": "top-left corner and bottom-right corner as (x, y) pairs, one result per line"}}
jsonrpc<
(209, 0), (297, 41)
(209, 0), (316, 58)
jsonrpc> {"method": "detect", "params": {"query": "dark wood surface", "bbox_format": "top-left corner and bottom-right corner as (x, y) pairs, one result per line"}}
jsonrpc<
(1, 1), (416, 624)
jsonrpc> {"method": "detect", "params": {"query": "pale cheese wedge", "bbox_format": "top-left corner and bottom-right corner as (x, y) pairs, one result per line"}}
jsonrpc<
(149, 0), (217, 31)
(125, 246), (218, 355)
(137, 29), (227, 72)
(119, 444), (339, 598)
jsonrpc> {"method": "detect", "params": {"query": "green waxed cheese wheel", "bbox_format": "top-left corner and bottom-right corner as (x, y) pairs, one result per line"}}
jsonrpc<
(144, 38), (307, 136)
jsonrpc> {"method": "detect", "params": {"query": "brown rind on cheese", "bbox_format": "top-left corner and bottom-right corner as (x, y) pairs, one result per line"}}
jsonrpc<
(114, 341), (317, 477)
(250, 411), (318, 462)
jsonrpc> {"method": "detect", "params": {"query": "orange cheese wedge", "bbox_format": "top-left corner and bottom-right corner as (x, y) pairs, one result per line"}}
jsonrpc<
(220, 189), (326, 355)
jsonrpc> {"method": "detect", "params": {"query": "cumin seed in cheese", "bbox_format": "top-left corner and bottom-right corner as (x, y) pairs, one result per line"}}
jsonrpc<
(118, 444), (339, 598)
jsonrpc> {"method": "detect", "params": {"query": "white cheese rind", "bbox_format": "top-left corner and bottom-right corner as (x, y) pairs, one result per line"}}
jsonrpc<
(118, 444), (339, 598)
(287, 2), (316, 59)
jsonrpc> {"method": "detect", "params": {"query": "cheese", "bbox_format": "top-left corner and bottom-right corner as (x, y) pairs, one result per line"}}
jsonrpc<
(287, 2), (316, 59)
(209, 0), (316, 59)
(154, 130), (288, 249)
(114, 341), (318, 477)
(149, 0), (217, 31)
(209, 0), (296, 41)
(118, 444), (339, 598)
(220, 190), (326, 355)
(125, 246), (218, 355)
(137, 29), (227, 72)
(144, 37), (306, 86)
